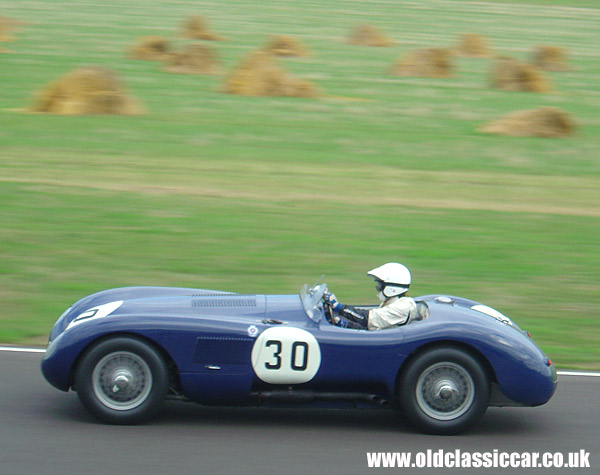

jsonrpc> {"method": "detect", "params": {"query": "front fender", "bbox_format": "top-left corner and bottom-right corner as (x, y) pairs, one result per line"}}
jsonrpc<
(42, 328), (95, 391)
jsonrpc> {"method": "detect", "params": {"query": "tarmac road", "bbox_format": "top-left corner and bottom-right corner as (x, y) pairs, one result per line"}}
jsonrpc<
(0, 350), (597, 474)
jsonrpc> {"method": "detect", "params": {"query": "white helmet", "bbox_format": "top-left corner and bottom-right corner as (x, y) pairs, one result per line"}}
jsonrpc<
(367, 262), (411, 299)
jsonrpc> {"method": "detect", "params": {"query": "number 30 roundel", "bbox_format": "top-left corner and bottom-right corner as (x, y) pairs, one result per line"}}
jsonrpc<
(251, 327), (321, 384)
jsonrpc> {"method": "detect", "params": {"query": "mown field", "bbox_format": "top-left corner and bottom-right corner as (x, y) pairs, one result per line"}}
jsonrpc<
(1, 0), (599, 368)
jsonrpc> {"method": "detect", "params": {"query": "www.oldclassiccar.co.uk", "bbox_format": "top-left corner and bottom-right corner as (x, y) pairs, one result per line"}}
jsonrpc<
(366, 449), (591, 469)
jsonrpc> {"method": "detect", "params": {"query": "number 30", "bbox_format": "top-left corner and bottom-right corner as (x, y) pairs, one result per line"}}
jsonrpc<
(251, 327), (321, 384)
(264, 340), (309, 371)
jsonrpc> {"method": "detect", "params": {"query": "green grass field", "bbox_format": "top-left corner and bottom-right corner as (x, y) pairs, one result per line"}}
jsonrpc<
(1, 0), (599, 368)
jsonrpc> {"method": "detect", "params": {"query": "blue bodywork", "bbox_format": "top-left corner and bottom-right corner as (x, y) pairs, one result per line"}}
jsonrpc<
(42, 286), (557, 409)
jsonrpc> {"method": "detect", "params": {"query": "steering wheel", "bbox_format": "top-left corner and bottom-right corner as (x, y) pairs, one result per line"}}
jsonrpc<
(323, 300), (335, 324)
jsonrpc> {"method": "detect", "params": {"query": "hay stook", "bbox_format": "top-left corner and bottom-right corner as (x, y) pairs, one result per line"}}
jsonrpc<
(30, 66), (144, 116)
(0, 15), (19, 46)
(454, 33), (490, 57)
(0, 24), (15, 43)
(163, 44), (220, 75)
(129, 36), (171, 61)
(181, 15), (225, 41)
(346, 24), (393, 47)
(489, 57), (552, 93)
(221, 50), (319, 98)
(263, 35), (310, 57)
(388, 48), (453, 78)
(479, 107), (575, 138)
(533, 45), (571, 72)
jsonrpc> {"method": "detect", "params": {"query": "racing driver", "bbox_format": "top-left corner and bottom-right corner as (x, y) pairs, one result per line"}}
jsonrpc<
(323, 262), (417, 330)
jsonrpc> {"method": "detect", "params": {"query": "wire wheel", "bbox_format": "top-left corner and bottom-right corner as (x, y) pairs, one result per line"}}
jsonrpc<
(76, 337), (169, 424)
(399, 347), (489, 434)
(92, 351), (153, 411)
(415, 362), (475, 421)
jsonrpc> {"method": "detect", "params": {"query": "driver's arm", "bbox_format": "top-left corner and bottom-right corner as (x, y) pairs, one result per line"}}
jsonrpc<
(334, 305), (369, 329)
(324, 291), (369, 329)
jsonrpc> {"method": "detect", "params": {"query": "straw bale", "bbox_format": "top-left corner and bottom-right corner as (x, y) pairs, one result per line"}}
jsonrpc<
(533, 45), (570, 72)
(388, 48), (453, 78)
(479, 107), (575, 138)
(221, 50), (319, 98)
(163, 44), (220, 74)
(0, 30), (14, 43)
(30, 66), (144, 116)
(129, 36), (171, 61)
(263, 35), (310, 57)
(454, 33), (490, 57)
(181, 15), (224, 41)
(0, 16), (24, 26)
(346, 24), (393, 47)
(0, 19), (15, 42)
(489, 57), (552, 93)
(0, 16), (25, 51)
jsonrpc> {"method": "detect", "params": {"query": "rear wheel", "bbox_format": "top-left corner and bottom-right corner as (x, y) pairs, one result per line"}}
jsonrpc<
(399, 347), (489, 434)
(75, 337), (169, 424)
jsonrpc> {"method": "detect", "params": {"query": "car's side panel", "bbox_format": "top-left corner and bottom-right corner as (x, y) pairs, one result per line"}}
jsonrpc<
(155, 328), (257, 404)
(309, 322), (406, 398)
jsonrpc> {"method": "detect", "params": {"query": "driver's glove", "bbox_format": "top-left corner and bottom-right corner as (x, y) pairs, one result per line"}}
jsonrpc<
(323, 291), (342, 312)
(336, 318), (349, 328)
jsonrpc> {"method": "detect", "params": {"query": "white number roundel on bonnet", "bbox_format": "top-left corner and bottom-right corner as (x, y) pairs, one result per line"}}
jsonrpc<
(251, 327), (321, 384)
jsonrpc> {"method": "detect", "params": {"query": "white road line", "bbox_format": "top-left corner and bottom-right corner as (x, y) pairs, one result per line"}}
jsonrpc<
(1, 346), (600, 377)
(0, 346), (46, 353)
(557, 371), (600, 377)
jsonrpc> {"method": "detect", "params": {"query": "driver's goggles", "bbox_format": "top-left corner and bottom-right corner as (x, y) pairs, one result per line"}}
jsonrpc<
(374, 280), (384, 292)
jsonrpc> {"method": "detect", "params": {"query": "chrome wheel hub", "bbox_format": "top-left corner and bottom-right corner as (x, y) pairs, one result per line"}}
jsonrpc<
(92, 351), (152, 411)
(112, 371), (133, 393)
(435, 380), (459, 400)
(415, 362), (474, 421)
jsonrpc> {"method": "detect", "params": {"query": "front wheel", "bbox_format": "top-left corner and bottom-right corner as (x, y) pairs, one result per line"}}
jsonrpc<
(75, 337), (169, 424)
(399, 347), (490, 435)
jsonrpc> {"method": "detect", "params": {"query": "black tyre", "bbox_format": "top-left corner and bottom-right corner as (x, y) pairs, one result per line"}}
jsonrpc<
(75, 337), (169, 424)
(399, 347), (490, 435)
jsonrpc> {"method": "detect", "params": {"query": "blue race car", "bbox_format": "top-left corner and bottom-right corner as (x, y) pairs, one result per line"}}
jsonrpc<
(41, 280), (557, 434)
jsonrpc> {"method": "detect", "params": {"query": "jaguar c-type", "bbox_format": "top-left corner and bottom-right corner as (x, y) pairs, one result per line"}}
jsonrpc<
(41, 280), (557, 434)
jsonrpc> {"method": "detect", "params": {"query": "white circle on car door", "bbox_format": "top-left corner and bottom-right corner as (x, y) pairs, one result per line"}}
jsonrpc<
(251, 327), (321, 384)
